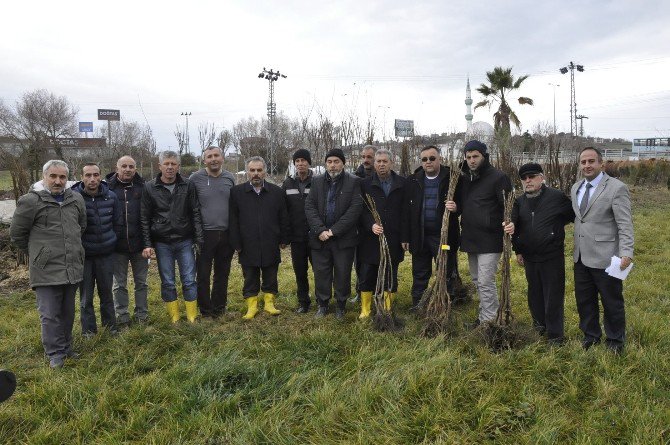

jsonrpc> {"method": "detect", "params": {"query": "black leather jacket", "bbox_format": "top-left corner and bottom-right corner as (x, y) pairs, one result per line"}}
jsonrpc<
(140, 172), (203, 247)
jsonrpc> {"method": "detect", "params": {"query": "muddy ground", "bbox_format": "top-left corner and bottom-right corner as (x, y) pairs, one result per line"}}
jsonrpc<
(0, 225), (30, 294)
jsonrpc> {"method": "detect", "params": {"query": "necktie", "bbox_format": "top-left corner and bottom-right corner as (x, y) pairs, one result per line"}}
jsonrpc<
(580, 182), (592, 216)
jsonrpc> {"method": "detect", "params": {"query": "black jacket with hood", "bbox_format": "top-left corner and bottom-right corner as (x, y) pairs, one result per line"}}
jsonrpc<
(456, 154), (512, 254)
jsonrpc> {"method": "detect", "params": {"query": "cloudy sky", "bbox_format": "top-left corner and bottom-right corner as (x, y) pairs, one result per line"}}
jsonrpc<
(2, 0), (669, 149)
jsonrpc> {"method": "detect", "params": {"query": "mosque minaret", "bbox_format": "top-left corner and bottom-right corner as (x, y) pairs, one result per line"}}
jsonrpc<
(465, 75), (473, 134)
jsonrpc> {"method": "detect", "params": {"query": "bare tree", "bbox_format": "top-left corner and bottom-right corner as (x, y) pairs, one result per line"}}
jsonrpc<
(93, 119), (156, 173)
(174, 124), (188, 156)
(0, 89), (78, 182)
(198, 122), (217, 155)
(217, 128), (233, 156)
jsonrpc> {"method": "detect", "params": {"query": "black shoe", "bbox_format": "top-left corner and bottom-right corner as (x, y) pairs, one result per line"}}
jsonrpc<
(606, 342), (624, 355)
(65, 350), (80, 359)
(547, 336), (565, 347)
(315, 306), (328, 318)
(296, 305), (310, 314)
(335, 307), (345, 319)
(464, 318), (481, 330)
(349, 293), (360, 304)
(49, 357), (65, 369)
(582, 338), (601, 350)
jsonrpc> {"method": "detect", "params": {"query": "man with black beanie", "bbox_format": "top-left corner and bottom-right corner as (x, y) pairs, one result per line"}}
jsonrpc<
(305, 148), (363, 319)
(446, 140), (514, 326)
(282, 149), (314, 313)
(511, 163), (574, 344)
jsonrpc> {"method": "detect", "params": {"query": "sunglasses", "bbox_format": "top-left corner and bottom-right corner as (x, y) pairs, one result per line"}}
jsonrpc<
(421, 156), (437, 162)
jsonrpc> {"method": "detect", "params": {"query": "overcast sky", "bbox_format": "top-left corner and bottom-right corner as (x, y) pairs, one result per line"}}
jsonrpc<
(2, 0), (669, 149)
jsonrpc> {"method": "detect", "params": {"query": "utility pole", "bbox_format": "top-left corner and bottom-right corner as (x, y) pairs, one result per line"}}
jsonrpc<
(576, 115), (589, 137)
(548, 83), (560, 134)
(181, 112), (191, 155)
(559, 62), (584, 136)
(258, 67), (287, 176)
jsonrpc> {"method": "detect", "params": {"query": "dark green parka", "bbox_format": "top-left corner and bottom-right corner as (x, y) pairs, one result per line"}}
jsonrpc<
(10, 189), (87, 288)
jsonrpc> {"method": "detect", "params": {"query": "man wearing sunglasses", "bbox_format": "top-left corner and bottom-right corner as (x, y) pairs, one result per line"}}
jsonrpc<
(511, 163), (574, 344)
(403, 145), (462, 311)
(446, 140), (513, 327)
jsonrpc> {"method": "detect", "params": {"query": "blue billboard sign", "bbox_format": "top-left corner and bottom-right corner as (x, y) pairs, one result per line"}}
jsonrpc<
(79, 122), (94, 133)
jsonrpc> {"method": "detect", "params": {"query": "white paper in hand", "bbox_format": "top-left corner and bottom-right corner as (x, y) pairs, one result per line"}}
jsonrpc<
(605, 256), (633, 280)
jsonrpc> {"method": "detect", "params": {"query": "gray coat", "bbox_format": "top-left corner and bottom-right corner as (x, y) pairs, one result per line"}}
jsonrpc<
(10, 189), (87, 288)
(571, 173), (634, 269)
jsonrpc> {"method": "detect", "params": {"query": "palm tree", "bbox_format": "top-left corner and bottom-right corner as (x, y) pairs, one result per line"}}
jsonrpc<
(474, 66), (534, 134)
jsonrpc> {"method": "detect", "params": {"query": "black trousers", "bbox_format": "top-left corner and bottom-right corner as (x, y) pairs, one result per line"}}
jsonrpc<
(360, 261), (400, 293)
(312, 243), (356, 307)
(411, 234), (459, 304)
(290, 241), (312, 307)
(242, 264), (279, 298)
(196, 230), (234, 315)
(524, 256), (565, 340)
(574, 259), (625, 346)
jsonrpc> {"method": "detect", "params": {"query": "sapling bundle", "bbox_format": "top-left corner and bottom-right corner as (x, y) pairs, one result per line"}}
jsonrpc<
(419, 160), (461, 337)
(364, 194), (402, 332)
(483, 190), (518, 351)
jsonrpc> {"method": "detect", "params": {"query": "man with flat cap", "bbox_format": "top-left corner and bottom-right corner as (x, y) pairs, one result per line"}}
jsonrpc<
(511, 163), (574, 344)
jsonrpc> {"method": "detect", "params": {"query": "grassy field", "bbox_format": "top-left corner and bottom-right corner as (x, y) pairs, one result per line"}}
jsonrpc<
(0, 187), (669, 444)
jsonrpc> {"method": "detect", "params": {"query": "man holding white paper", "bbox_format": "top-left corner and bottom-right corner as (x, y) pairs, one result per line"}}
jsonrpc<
(571, 147), (634, 353)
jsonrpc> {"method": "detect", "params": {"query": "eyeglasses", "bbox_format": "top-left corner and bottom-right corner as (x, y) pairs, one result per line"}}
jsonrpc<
(421, 156), (437, 162)
(520, 173), (540, 180)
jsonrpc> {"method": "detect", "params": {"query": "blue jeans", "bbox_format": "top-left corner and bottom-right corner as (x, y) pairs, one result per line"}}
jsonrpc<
(154, 239), (197, 303)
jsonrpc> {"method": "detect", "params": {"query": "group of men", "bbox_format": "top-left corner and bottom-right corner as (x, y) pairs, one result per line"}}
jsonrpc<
(10, 140), (634, 368)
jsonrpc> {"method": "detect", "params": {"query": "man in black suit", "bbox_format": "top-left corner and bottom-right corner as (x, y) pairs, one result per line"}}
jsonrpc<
(229, 156), (290, 320)
(305, 148), (363, 319)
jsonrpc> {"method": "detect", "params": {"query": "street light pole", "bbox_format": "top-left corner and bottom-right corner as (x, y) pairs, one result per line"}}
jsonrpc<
(181, 112), (191, 155)
(548, 83), (560, 134)
(258, 68), (287, 176)
(559, 62), (585, 137)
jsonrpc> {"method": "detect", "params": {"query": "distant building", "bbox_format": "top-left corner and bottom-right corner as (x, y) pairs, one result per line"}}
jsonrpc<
(632, 137), (669, 158)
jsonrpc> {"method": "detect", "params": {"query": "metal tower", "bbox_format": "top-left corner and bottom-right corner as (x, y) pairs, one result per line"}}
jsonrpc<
(559, 61), (584, 136)
(258, 67), (287, 175)
(576, 115), (589, 137)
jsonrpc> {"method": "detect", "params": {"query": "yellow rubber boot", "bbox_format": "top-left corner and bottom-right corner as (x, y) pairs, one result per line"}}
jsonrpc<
(185, 300), (198, 323)
(359, 291), (373, 319)
(263, 293), (281, 316)
(384, 291), (394, 312)
(242, 296), (259, 320)
(166, 300), (180, 323)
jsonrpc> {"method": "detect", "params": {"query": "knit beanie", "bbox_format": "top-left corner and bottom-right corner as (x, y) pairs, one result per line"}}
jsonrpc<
(292, 148), (312, 165)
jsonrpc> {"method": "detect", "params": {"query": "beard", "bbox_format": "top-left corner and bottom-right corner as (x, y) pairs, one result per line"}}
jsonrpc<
(328, 170), (342, 179)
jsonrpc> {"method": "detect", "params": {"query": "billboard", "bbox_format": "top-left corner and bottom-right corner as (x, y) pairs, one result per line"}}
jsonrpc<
(79, 122), (93, 133)
(48, 138), (106, 148)
(394, 119), (414, 138)
(97, 109), (120, 121)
